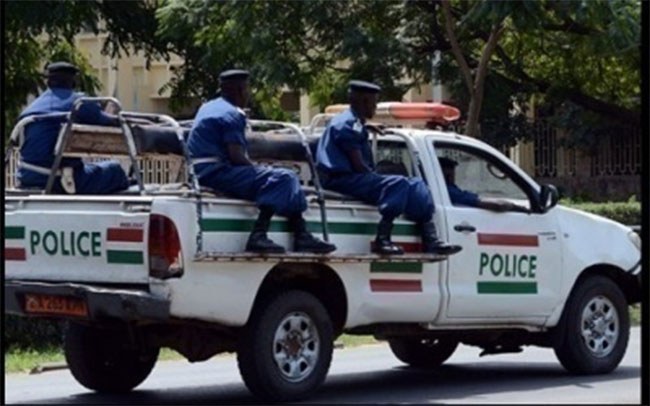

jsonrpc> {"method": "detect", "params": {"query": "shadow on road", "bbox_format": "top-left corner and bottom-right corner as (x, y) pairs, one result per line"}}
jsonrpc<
(9, 362), (640, 404)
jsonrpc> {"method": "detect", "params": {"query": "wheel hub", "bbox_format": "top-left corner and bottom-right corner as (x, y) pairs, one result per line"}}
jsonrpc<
(273, 312), (320, 383)
(580, 296), (619, 358)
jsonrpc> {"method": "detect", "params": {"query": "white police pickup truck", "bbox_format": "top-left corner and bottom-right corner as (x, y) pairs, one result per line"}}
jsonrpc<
(4, 99), (642, 402)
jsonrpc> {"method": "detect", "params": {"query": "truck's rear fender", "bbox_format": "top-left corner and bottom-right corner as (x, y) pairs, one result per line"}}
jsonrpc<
(250, 262), (348, 335)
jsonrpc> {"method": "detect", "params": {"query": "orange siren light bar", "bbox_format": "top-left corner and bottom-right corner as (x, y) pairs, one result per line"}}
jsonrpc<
(323, 102), (460, 124)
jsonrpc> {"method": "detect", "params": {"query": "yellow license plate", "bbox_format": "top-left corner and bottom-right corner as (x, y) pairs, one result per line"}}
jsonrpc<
(24, 293), (88, 317)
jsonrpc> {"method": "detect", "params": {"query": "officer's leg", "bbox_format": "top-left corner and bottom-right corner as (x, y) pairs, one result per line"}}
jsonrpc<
(404, 178), (461, 255)
(253, 167), (335, 254)
(325, 173), (408, 255)
(203, 165), (286, 253)
(73, 161), (129, 194)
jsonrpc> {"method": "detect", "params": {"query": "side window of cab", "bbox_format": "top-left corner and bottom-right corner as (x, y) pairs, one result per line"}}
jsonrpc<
(435, 143), (536, 210)
(375, 140), (415, 177)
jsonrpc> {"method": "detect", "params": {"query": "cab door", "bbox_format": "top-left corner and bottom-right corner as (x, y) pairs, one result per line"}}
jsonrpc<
(431, 141), (563, 320)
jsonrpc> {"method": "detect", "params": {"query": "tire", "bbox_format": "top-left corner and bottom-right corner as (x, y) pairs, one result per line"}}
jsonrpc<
(237, 290), (334, 402)
(388, 337), (458, 368)
(64, 323), (159, 393)
(553, 275), (629, 374)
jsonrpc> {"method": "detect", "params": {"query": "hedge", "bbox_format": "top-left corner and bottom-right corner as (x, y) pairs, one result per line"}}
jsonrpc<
(3, 201), (641, 352)
(561, 200), (641, 226)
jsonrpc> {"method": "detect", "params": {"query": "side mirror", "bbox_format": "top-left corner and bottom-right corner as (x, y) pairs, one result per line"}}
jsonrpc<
(539, 184), (559, 212)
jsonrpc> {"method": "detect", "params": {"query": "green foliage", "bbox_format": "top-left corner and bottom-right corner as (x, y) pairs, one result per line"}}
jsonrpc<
(561, 200), (641, 226)
(4, 316), (65, 352)
(154, 0), (418, 116)
(434, 0), (640, 142)
(3, 0), (167, 143)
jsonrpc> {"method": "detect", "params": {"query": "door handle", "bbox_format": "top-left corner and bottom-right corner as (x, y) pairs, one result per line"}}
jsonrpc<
(454, 224), (476, 233)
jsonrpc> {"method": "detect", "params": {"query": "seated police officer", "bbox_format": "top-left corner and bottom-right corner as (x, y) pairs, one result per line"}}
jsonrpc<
(187, 69), (336, 254)
(316, 80), (461, 256)
(16, 61), (129, 194)
(439, 157), (528, 212)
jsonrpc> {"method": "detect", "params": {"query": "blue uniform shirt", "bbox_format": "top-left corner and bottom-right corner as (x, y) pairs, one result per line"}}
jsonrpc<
(448, 183), (480, 207)
(187, 97), (247, 166)
(316, 108), (374, 174)
(19, 87), (117, 167)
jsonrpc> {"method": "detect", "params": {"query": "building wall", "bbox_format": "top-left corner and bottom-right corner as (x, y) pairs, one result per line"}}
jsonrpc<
(74, 33), (198, 117)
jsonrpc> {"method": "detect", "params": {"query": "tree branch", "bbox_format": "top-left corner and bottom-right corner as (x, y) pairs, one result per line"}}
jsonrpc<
(474, 23), (505, 97)
(441, 0), (473, 95)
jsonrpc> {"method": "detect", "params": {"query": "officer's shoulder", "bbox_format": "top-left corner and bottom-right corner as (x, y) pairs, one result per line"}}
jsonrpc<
(331, 110), (359, 129)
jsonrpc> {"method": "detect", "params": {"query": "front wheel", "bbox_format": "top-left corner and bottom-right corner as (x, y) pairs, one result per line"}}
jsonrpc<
(64, 323), (159, 393)
(553, 276), (629, 374)
(388, 337), (458, 368)
(237, 290), (334, 402)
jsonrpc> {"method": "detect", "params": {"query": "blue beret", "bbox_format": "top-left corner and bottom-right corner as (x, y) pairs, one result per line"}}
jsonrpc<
(348, 80), (381, 93)
(45, 61), (79, 75)
(219, 69), (250, 82)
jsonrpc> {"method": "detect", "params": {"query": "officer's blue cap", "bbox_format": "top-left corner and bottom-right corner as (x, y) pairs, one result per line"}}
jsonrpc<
(348, 80), (381, 93)
(219, 69), (250, 83)
(45, 61), (79, 76)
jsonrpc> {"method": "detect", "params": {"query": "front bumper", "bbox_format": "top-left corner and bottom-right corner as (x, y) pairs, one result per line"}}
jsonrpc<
(5, 280), (170, 322)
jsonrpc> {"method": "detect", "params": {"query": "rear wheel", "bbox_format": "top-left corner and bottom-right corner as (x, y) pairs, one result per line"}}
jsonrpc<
(553, 276), (629, 374)
(388, 337), (458, 368)
(237, 290), (333, 402)
(64, 323), (159, 393)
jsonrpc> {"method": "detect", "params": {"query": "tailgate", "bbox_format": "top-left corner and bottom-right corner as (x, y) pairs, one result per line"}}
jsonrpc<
(5, 196), (152, 285)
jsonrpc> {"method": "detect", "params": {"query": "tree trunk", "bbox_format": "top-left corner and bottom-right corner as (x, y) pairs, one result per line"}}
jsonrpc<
(441, 0), (504, 138)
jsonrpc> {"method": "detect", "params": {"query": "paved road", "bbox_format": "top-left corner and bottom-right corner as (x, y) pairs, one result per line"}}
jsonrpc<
(5, 327), (641, 404)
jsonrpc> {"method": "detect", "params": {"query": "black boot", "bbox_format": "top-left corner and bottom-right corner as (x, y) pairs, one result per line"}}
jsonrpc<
(290, 215), (337, 254)
(373, 217), (404, 255)
(246, 207), (286, 253)
(420, 221), (462, 255)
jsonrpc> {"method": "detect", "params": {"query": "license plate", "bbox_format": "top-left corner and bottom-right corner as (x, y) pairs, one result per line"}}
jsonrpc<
(24, 294), (88, 317)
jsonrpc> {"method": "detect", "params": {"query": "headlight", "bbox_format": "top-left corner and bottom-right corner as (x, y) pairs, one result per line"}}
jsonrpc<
(627, 230), (641, 251)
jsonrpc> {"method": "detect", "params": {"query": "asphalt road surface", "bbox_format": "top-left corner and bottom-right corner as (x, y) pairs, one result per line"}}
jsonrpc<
(5, 327), (641, 404)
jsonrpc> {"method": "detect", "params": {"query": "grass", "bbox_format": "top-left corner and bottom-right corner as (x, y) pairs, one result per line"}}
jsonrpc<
(629, 304), (641, 326)
(4, 334), (379, 375)
(5, 347), (66, 374)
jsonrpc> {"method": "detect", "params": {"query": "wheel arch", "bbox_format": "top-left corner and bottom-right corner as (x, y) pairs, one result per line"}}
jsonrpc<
(572, 264), (641, 305)
(249, 262), (348, 336)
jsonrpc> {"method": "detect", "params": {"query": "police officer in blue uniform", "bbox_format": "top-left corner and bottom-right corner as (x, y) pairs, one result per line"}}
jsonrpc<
(187, 69), (336, 254)
(439, 157), (528, 211)
(316, 80), (461, 256)
(17, 61), (129, 194)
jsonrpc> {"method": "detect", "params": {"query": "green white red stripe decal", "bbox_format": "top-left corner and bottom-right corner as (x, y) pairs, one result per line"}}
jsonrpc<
(477, 233), (539, 247)
(370, 279), (422, 292)
(106, 227), (144, 265)
(107, 228), (144, 242)
(369, 261), (423, 292)
(4, 226), (26, 261)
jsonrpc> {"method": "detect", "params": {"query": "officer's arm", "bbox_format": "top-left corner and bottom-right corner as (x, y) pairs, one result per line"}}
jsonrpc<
(345, 149), (371, 173)
(227, 143), (254, 166)
(477, 199), (528, 213)
(76, 102), (121, 126)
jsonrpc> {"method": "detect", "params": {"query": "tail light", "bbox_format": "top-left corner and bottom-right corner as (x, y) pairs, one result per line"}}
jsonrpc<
(148, 214), (183, 279)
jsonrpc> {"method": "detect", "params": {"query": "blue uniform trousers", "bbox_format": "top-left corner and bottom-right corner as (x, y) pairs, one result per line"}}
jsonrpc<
(18, 160), (129, 194)
(197, 164), (307, 216)
(323, 172), (434, 222)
